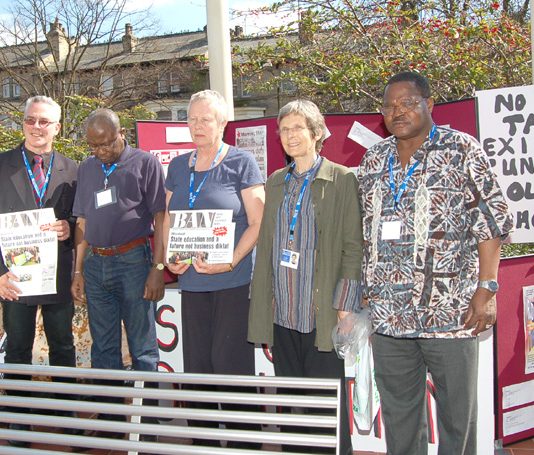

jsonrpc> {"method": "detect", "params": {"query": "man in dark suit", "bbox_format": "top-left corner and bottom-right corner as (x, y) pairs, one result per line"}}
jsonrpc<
(0, 96), (78, 447)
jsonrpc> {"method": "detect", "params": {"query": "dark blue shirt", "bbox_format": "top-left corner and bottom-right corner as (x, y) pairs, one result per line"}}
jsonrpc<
(165, 146), (264, 292)
(73, 144), (166, 247)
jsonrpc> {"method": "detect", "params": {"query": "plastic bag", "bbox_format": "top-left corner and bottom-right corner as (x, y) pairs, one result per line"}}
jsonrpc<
(332, 309), (380, 431)
(352, 339), (380, 431)
(332, 308), (372, 364)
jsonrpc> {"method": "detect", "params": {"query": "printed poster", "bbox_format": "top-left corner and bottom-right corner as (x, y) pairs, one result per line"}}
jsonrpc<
(524, 285), (534, 374)
(235, 125), (267, 180)
(150, 149), (194, 177)
(166, 210), (234, 265)
(476, 85), (534, 243)
(0, 208), (58, 296)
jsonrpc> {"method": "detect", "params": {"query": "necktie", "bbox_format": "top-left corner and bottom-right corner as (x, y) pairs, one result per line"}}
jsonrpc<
(33, 155), (46, 201)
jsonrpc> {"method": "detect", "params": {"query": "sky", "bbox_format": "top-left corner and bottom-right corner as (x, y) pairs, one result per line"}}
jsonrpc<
(0, 0), (294, 42)
(146, 0), (279, 35)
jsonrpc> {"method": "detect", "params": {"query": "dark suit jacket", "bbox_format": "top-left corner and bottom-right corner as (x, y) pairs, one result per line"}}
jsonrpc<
(0, 144), (78, 305)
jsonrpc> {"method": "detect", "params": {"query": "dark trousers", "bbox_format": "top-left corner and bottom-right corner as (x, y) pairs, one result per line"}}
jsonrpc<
(3, 300), (75, 367)
(181, 284), (260, 448)
(273, 323), (353, 455)
(372, 334), (478, 455)
(2, 301), (76, 411)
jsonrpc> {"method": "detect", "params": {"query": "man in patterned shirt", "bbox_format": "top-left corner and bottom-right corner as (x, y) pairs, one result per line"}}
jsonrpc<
(357, 71), (513, 455)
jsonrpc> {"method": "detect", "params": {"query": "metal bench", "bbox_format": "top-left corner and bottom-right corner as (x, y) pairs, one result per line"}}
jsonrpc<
(0, 363), (342, 454)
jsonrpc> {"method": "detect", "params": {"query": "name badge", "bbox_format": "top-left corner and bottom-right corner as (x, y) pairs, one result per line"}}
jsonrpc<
(382, 220), (401, 240)
(281, 249), (299, 269)
(95, 186), (117, 209)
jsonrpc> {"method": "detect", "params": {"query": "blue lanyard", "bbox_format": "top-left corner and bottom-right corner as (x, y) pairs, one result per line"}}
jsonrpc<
(188, 143), (225, 209)
(284, 156), (320, 247)
(388, 124), (437, 210)
(428, 124), (437, 142)
(388, 156), (419, 209)
(101, 163), (117, 189)
(22, 147), (55, 208)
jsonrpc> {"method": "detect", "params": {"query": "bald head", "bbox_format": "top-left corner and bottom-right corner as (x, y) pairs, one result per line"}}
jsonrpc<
(86, 108), (121, 135)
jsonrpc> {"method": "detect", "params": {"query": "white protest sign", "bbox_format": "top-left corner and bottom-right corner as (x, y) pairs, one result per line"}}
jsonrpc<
(476, 85), (534, 243)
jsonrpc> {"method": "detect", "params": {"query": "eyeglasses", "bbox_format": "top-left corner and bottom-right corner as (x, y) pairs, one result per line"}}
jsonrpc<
(23, 117), (58, 128)
(88, 135), (120, 152)
(279, 126), (309, 136)
(380, 97), (426, 116)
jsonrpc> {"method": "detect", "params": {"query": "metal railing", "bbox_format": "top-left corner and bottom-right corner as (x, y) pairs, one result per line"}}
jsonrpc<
(0, 363), (342, 454)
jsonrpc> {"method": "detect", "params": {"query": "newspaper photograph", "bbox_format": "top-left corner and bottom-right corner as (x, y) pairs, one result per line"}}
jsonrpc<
(524, 285), (534, 374)
(166, 210), (235, 265)
(0, 208), (58, 296)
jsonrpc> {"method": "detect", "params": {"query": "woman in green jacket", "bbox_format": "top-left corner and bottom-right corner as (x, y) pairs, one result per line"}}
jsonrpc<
(248, 99), (363, 454)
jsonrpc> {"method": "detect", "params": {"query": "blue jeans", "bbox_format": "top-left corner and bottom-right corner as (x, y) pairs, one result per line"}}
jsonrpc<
(83, 243), (159, 371)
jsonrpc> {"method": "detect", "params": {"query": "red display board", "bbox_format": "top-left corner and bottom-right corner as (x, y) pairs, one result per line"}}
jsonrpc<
(136, 98), (477, 176)
(135, 121), (195, 161)
(496, 256), (534, 445)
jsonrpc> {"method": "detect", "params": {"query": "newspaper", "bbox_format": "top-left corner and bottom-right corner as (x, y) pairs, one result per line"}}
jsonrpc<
(0, 208), (58, 296)
(166, 210), (235, 265)
(235, 125), (267, 180)
(524, 285), (534, 374)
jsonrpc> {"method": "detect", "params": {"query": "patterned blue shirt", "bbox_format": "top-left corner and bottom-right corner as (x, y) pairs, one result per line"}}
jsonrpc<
(357, 126), (513, 338)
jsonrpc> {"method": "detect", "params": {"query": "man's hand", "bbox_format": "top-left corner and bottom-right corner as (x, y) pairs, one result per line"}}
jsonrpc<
(0, 272), (21, 301)
(44, 220), (71, 242)
(71, 273), (86, 304)
(464, 287), (497, 336)
(144, 268), (164, 302)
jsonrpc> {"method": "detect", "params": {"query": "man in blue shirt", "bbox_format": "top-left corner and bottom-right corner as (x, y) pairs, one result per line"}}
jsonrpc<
(71, 109), (165, 436)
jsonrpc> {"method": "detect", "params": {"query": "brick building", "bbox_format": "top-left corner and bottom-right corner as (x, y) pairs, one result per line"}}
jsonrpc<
(0, 21), (297, 122)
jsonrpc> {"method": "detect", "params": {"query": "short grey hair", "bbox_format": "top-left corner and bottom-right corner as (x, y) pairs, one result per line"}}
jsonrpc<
(188, 90), (229, 124)
(24, 96), (61, 122)
(85, 108), (121, 133)
(278, 100), (327, 153)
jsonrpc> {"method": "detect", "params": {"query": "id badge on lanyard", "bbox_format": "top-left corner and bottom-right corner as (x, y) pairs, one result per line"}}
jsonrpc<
(95, 163), (118, 209)
(95, 186), (117, 208)
(381, 218), (402, 240)
(279, 158), (318, 270)
(280, 249), (299, 269)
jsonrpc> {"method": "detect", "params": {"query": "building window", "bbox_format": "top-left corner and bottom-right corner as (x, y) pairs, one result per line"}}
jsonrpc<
(101, 75), (113, 97)
(156, 110), (172, 121)
(71, 81), (81, 95)
(170, 72), (180, 93)
(157, 75), (168, 94)
(2, 79), (10, 98)
(280, 80), (297, 95)
(2, 78), (21, 99)
(158, 72), (181, 95)
(232, 79), (238, 97)
(239, 76), (252, 98)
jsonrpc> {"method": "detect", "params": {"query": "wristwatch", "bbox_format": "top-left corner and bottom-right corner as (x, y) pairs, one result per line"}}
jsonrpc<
(478, 280), (499, 293)
(152, 263), (165, 271)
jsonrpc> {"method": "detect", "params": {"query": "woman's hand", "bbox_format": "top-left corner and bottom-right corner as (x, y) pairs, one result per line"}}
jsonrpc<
(192, 257), (232, 275)
(166, 262), (190, 275)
